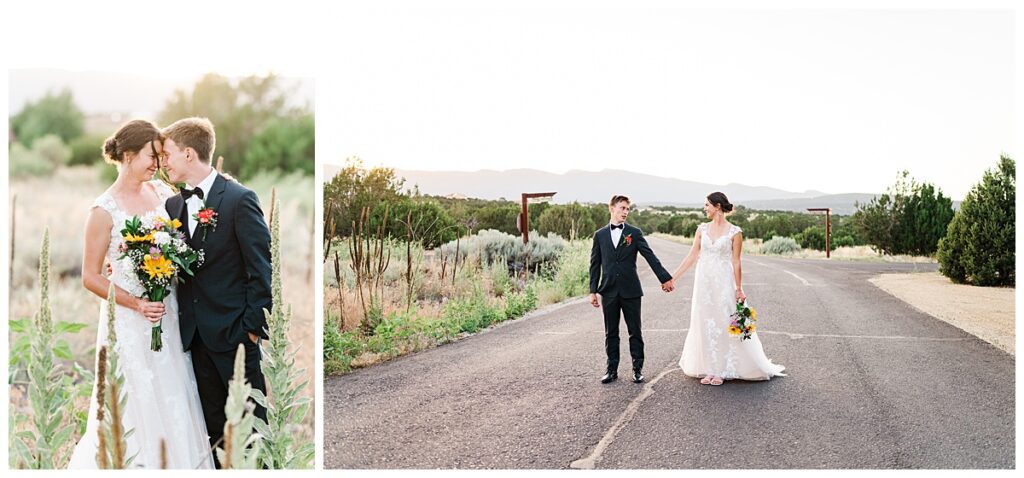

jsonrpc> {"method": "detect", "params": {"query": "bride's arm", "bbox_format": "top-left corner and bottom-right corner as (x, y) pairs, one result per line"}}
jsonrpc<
(732, 232), (745, 301)
(671, 228), (702, 281)
(82, 207), (165, 321)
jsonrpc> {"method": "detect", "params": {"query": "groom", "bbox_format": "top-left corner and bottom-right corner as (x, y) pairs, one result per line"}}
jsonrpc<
(161, 117), (272, 466)
(590, 195), (674, 384)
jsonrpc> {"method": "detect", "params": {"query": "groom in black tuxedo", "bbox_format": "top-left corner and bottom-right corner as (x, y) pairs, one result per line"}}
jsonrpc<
(590, 195), (674, 384)
(161, 117), (271, 466)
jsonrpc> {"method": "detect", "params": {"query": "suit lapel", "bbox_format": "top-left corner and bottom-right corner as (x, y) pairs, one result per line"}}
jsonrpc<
(171, 195), (190, 239)
(188, 174), (227, 250)
(615, 224), (632, 259)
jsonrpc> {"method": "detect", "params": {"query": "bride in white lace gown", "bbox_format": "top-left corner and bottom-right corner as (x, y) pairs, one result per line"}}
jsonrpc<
(670, 192), (785, 386)
(68, 120), (212, 469)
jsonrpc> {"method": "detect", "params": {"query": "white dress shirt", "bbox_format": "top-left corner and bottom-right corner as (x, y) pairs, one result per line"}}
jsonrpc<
(609, 222), (624, 248)
(186, 168), (218, 237)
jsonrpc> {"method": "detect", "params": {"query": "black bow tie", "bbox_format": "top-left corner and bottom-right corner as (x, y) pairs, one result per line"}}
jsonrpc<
(181, 187), (204, 201)
(610, 224), (624, 230)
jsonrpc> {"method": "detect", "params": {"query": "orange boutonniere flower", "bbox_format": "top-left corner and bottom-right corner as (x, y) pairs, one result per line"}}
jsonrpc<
(193, 206), (218, 240)
(624, 234), (633, 246)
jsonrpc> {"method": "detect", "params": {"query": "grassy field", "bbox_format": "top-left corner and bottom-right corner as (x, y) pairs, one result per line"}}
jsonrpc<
(8, 166), (315, 447)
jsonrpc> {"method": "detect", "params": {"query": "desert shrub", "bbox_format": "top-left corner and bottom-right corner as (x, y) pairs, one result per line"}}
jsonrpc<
(761, 236), (802, 255)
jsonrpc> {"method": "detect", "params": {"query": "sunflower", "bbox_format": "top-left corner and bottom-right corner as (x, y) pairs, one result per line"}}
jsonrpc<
(160, 217), (183, 230)
(727, 325), (742, 336)
(142, 254), (175, 279)
(749, 308), (757, 320)
(125, 232), (155, 243)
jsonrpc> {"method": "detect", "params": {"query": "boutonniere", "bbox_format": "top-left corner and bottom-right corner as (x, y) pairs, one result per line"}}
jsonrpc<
(622, 233), (633, 246)
(193, 205), (219, 241)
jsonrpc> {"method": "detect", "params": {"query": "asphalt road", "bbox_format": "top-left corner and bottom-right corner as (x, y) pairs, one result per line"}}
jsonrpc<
(323, 236), (1014, 469)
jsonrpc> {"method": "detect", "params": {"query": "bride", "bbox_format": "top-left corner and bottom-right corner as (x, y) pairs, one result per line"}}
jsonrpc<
(67, 119), (212, 468)
(670, 192), (786, 386)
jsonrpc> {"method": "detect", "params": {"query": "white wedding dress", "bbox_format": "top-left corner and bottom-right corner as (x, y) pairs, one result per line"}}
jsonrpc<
(679, 223), (786, 381)
(68, 180), (213, 469)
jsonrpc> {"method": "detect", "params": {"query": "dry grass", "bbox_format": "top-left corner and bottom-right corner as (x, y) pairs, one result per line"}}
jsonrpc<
(652, 232), (937, 263)
(8, 166), (315, 437)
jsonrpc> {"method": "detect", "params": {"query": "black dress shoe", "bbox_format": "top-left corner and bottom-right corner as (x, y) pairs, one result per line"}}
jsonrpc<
(632, 370), (645, 383)
(600, 371), (618, 384)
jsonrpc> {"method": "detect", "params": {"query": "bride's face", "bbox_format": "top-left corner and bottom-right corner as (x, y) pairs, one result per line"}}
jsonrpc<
(703, 199), (720, 219)
(123, 140), (161, 181)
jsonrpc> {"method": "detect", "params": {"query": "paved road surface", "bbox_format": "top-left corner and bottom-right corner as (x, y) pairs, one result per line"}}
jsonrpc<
(324, 237), (1014, 469)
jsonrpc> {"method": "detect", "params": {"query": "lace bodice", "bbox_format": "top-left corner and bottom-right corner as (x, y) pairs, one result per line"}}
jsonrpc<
(697, 222), (742, 263)
(91, 181), (177, 297)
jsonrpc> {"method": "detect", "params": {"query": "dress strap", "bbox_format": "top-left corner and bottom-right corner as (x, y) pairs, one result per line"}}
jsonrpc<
(150, 180), (177, 201)
(91, 191), (118, 215)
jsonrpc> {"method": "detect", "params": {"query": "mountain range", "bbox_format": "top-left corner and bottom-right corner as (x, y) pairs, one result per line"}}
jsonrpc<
(323, 166), (880, 215)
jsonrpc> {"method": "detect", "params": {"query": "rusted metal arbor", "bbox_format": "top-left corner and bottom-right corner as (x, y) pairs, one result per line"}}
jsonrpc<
(518, 192), (557, 244)
(806, 207), (832, 258)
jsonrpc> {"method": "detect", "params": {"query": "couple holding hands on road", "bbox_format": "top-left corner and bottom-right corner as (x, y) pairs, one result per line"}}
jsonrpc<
(589, 193), (786, 387)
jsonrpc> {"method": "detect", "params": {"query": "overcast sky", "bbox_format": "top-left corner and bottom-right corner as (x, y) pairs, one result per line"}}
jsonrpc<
(324, 6), (1014, 199)
(2, 1), (1016, 199)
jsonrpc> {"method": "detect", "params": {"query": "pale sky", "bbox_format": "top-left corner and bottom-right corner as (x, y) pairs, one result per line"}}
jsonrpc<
(324, 5), (1015, 199)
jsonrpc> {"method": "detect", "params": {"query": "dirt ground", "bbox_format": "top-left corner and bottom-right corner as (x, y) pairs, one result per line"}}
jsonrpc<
(870, 272), (1015, 356)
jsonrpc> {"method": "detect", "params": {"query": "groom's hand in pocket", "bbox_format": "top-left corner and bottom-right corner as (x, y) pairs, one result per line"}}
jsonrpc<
(590, 293), (600, 308)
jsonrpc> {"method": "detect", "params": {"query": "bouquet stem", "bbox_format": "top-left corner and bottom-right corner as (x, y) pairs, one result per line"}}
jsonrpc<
(151, 319), (163, 351)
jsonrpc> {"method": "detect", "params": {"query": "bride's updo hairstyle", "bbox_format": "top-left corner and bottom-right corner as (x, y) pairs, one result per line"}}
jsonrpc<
(707, 191), (734, 214)
(102, 119), (163, 165)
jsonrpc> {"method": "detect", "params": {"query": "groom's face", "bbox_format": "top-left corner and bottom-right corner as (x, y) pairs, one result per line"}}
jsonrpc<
(609, 201), (630, 224)
(162, 138), (187, 182)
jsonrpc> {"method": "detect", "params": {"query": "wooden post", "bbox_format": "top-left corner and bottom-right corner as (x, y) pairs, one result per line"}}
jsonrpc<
(807, 208), (832, 258)
(519, 192), (557, 244)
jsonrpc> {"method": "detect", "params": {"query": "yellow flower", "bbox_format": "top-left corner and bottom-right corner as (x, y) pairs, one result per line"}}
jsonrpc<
(161, 217), (183, 230)
(746, 324), (756, 333)
(749, 308), (757, 319)
(142, 254), (175, 279)
(125, 232), (155, 243)
(727, 325), (742, 336)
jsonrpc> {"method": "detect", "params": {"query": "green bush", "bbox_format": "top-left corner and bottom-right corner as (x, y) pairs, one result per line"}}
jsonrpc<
(9, 142), (54, 177)
(762, 236), (801, 255)
(537, 202), (596, 241)
(11, 89), (84, 146)
(795, 226), (835, 251)
(833, 235), (856, 248)
(937, 155), (1015, 286)
(67, 133), (108, 167)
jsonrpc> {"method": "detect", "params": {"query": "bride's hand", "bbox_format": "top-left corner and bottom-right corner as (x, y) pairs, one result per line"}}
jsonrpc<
(135, 299), (165, 322)
(735, 288), (746, 302)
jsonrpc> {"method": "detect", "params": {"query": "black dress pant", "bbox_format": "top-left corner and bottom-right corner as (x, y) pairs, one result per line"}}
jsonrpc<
(601, 294), (643, 372)
(190, 332), (267, 468)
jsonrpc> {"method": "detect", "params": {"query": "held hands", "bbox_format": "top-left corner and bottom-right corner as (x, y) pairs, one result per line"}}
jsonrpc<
(735, 288), (747, 302)
(135, 299), (165, 323)
(661, 279), (675, 293)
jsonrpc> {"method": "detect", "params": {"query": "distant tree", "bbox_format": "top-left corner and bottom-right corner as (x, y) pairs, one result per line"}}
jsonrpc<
(537, 203), (596, 240)
(67, 133), (108, 167)
(9, 135), (70, 178)
(239, 115), (314, 178)
(11, 89), (84, 145)
(323, 157), (406, 240)
(473, 204), (520, 235)
(853, 171), (954, 255)
(937, 155), (1015, 286)
(159, 73), (310, 179)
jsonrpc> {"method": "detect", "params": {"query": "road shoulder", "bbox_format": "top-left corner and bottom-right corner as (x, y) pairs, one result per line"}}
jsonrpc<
(869, 271), (1014, 355)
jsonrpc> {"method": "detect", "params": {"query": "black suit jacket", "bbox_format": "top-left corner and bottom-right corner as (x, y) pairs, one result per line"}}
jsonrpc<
(166, 174), (272, 353)
(589, 223), (672, 299)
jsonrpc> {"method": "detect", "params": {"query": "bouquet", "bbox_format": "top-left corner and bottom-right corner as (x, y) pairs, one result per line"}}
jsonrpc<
(727, 300), (758, 341)
(118, 215), (203, 351)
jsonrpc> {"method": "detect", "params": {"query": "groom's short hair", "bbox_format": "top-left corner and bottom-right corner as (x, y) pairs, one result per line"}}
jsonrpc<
(163, 117), (216, 163)
(609, 195), (631, 207)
